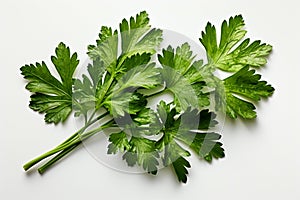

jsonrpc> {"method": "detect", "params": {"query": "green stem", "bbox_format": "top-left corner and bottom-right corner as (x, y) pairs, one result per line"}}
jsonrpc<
(96, 72), (115, 109)
(87, 110), (97, 125)
(55, 111), (109, 148)
(80, 122), (112, 141)
(36, 120), (114, 174)
(23, 112), (109, 171)
(38, 142), (80, 174)
(23, 133), (83, 171)
(95, 56), (129, 109)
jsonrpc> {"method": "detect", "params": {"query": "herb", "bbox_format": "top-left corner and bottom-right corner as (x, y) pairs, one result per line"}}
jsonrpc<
(21, 11), (274, 183)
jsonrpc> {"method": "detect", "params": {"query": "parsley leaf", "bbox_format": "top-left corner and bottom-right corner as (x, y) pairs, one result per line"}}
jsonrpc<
(21, 43), (79, 123)
(155, 101), (224, 183)
(73, 59), (104, 118)
(199, 15), (274, 119)
(158, 43), (210, 111)
(104, 60), (160, 117)
(223, 66), (275, 118)
(114, 62), (160, 91)
(171, 156), (191, 183)
(87, 26), (118, 73)
(200, 15), (272, 72)
(119, 11), (163, 58)
(88, 11), (162, 74)
(123, 137), (160, 175)
(104, 92), (147, 117)
(107, 131), (131, 154)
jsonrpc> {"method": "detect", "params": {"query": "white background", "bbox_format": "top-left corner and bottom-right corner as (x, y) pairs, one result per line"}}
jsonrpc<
(1, 0), (299, 199)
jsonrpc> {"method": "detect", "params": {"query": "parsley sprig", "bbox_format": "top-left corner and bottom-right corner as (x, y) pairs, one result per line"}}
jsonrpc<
(21, 11), (274, 183)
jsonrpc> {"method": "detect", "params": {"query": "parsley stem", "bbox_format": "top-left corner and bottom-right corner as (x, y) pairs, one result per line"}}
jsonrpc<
(87, 110), (97, 125)
(95, 56), (129, 109)
(36, 119), (114, 174)
(23, 134), (82, 171)
(96, 72), (115, 109)
(23, 112), (110, 171)
(38, 143), (80, 174)
(55, 111), (109, 149)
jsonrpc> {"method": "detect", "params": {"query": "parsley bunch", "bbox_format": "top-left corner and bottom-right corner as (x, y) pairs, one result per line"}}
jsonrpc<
(21, 11), (274, 183)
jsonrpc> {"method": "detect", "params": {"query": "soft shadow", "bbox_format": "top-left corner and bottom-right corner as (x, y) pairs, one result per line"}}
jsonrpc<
(24, 165), (40, 177)
(224, 115), (259, 134)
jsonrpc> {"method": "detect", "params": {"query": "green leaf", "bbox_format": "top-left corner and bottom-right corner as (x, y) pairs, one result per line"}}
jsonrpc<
(20, 43), (79, 123)
(158, 43), (195, 75)
(179, 108), (218, 131)
(224, 66), (274, 100)
(198, 109), (218, 129)
(199, 15), (274, 119)
(132, 108), (157, 126)
(51, 43), (79, 93)
(29, 93), (72, 124)
(104, 92), (147, 117)
(158, 44), (209, 111)
(87, 26), (118, 73)
(107, 132), (131, 154)
(120, 11), (150, 53)
(161, 65), (198, 111)
(225, 93), (256, 119)
(172, 156), (191, 183)
(155, 102), (223, 182)
(158, 43), (199, 81)
(200, 15), (272, 72)
(123, 137), (159, 175)
(73, 75), (96, 117)
(220, 39), (272, 72)
(159, 138), (191, 183)
(73, 59), (106, 117)
(167, 107), (224, 163)
(96, 26), (116, 45)
(157, 130), (191, 183)
(87, 59), (106, 87)
(177, 131), (225, 162)
(223, 66), (274, 118)
(116, 53), (151, 75)
(112, 107), (158, 138)
(88, 11), (162, 74)
(115, 62), (161, 91)
(122, 151), (138, 167)
(119, 11), (163, 57)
